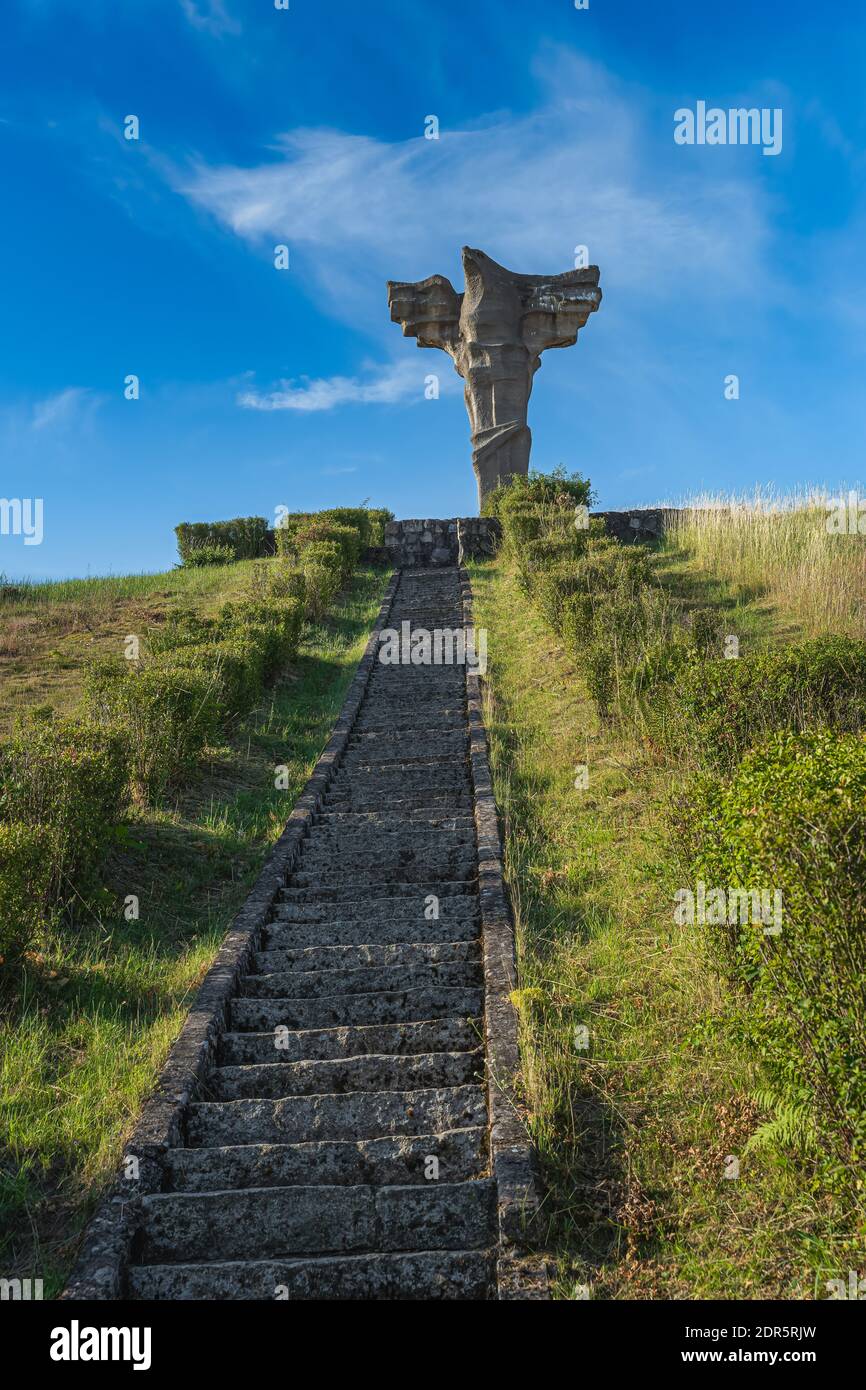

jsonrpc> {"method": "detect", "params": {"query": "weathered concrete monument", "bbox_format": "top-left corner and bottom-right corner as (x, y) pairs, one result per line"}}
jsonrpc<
(388, 247), (602, 507)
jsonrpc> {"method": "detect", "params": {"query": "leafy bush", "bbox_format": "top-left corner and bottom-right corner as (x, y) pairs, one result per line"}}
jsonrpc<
(0, 713), (126, 963)
(167, 637), (265, 717)
(174, 517), (269, 565)
(84, 659), (222, 801)
(691, 730), (866, 1167)
(365, 508), (394, 547)
(301, 549), (342, 619)
(669, 636), (866, 772)
(294, 523), (361, 579)
(267, 565), (306, 604)
(0, 712), (126, 889)
(0, 822), (56, 965)
(181, 542), (235, 568)
(220, 596), (304, 676)
(274, 512), (315, 555)
(484, 466), (594, 518)
(146, 610), (218, 656)
(318, 508), (371, 548)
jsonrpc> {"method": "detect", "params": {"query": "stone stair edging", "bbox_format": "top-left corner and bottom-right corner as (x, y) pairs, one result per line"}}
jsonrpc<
(62, 571), (402, 1300)
(459, 569), (550, 1300)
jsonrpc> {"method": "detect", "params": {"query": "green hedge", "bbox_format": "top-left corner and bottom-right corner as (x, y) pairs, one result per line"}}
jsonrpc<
(84, 659), (223, 800)
(691, 730), (866, 1166)
(484, 466), (594, 519)
(669, 636), (866, 773)
(0, 714), (127, 964)
(182, 543), (235, 568)
(174, 517), (269, 565)
(0, 822), (56, 963)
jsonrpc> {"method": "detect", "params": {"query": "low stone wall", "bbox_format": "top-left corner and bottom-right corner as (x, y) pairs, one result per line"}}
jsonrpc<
(383, 509), (680, 567)
(384, 517), (501, 567)
(592, 508), (677, 544)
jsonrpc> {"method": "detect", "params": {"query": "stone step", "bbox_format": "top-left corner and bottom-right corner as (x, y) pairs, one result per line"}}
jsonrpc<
(269, 896), (479, 924)
(253, 940), (479, 973)
(263, 916), (479, 949)
(239, 961), (481, 999)
(296, 844), (476, 867)
(300, 829), (476, 854)
(228, 986), (483, 1032)
(187, 1084), (487, 1146)
(351, 724), (465, 743)
(354, 710), (465, 731)
(323, 793), (473, 813)
(206, 1050), (483, 1100)
(279, 881), (476, 904)
(339, 750), (467, 772)
(163, 1127), (489, 1191)
(138, 1180), (496, 1264)
(128, 1249), (495, 1301)
(333, 759), (466, 776)
(218, 1016), (482, 1065)
(317, 810), (474, 831)
(291, 853), (477, 885)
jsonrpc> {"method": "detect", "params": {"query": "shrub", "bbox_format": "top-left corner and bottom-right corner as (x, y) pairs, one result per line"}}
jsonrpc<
(318, 508), (372, 548)
(484, 466), (594, 518)
(670, 635), (866, 772)
(220, 596), (304, 676)
(691, 730), (866, 1167)
(146, 610), (218, 656)
(84, 659), (222, 801)
(167, 638), (265, 718)
(302, 558), (342, 619)
(0, 713), (126, 963)
(0, 712), (126, 893)
(294, 523), (361, 579)
(267, 565), (306, 604)
(365, 508), (394, 547)
(274, 513), (315, 557)
(181, 543), (235, 568)
(0, 822), (56, 965)
(174, 517), (269, 564)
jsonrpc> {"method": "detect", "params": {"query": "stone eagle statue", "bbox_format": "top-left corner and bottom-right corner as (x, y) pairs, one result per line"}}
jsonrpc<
(388, 247), (602, 506)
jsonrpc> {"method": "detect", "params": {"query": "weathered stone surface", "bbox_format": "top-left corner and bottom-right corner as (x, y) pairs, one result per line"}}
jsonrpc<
(163, 1129), (488, 1191)
(208, 1050), (483, 1100)
(128, 1249), (496, 1301)
(388, 247), (601, 505)
(65, 566), (547, 1303)
(218, 1017), (482, 1066)
(384, 515), (500, 567)
(187, 1084), (488, 1146)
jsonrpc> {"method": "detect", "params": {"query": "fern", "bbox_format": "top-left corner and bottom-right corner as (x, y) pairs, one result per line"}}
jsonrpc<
(745, 1088), (819, 1156)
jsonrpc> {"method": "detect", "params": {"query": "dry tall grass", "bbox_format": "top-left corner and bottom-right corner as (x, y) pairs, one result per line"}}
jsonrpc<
(661, 489), (866, 638)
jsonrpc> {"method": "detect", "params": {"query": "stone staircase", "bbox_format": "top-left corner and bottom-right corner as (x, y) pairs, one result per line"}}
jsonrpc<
(93, 565), (537, 1300)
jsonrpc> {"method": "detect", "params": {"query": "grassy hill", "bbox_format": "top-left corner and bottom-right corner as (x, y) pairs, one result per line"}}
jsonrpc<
(0, 552), (388, 1293)
(472, 485), (866, 1299)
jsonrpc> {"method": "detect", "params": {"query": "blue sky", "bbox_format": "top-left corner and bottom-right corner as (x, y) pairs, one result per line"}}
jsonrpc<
(2, 0), (866, 578)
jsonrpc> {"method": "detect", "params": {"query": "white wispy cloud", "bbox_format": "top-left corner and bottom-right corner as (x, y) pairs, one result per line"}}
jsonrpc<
(31, 386), (94, 431)
(238, 357), (457, 413)
(179, 0), (240, 38)
(174, 46), (773, 328)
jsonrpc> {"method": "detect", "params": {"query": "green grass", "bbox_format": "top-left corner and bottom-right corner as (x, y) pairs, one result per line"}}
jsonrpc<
(660, 495), (866, 640)
(470, 553), (863, 1300)
(0, 565), (387, 1295)
(0, 560), (265, 732)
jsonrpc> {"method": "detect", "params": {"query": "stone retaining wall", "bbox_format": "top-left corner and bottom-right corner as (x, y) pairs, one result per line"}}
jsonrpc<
(384, 518), (501, 567)
(383, 510), (681, 567)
